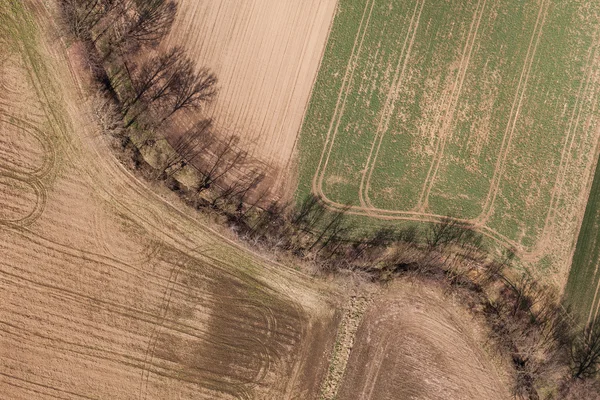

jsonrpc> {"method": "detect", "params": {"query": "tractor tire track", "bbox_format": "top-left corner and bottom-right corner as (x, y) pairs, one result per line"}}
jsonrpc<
(0, 116), (56, 179)
(312, 0), (376, 202)
(417, 0), (487, 211)
(542, 31), (600, 238)
(93, 205), (161, 266)
(138, 260), (182, 400)
(479, 0), (549, 223)
(0, 173), (46, 227)
(0, 256), (288, 398)
(0, 371), (95, 400)
(358, 0), (424, 209)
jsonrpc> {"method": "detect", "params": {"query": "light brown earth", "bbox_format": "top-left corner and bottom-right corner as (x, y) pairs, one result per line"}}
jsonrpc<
(0, 2), (340, 399)
(164, 0), (338, 192)
(336, 280), (512, 400)
(0, 1), (514, 399)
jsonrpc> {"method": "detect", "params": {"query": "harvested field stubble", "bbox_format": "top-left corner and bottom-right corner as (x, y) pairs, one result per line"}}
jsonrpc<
(0, 1), (339, 399)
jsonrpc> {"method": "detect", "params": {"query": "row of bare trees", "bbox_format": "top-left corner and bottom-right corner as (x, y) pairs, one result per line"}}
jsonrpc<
(59, 0), (263, 203)
(60, 0), (176, 54)
(233, 204), (600, 398)
(60, 0), (272, 214)
(60, 0), (217, 128)
(60, 3), (600, 398)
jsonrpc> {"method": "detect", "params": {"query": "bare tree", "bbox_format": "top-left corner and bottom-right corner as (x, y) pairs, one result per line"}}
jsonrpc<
(236, 171), (266, 206)
(97, 0), (177, 58)
(572, 315), (600, 379)
(426, 217), (470, 249)
(59, 0), (120, 39)
(158, 60), (217, 123)
(292, 194), (322, 226)
(398, 225), (419, 244)
(292, 195), (329, 242)
(308, 206), (350, 252)
(248, 200), (290, 245)
(349, 227), (398, 264)
(124, 0), (176, 45)
(121, 47), (183, 117)
(196, 134), (248, 193)
(121, 47), (216, 129)
(214, 169), (265, 210)
(161, 119), (213, 176)
(238, 184), (270, 218)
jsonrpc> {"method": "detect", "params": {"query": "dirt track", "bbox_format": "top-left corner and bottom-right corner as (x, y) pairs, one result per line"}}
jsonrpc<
(0, 2), (339, 399)
(164, 0), (338, 191)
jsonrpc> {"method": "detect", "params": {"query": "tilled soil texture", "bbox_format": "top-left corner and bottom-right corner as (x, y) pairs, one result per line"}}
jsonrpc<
(336, 281), (511, 400)
(0, 2), (339, 399)
(164, 0), (338, 194)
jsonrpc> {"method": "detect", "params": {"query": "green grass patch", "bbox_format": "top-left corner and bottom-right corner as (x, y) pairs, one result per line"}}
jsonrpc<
(565, 155), (600, 323)
(298, 0), (600, 303)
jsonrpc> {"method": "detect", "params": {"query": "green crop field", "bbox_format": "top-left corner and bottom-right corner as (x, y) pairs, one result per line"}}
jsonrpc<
(565, 156), (600, 325)
(298, 0), (600, 302)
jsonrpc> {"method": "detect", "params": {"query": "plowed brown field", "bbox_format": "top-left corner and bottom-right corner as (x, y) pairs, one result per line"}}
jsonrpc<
(0, 2), (339, 399)
(164, 0), (338, 189)
(1, 2), (513, 399)
(336, 281), (511, 400)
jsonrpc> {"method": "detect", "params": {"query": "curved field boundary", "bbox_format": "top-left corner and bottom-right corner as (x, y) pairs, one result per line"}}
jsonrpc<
(310, 0), (574, 258)
(334, 284), (511, 400)
(2, 3), (326, 399)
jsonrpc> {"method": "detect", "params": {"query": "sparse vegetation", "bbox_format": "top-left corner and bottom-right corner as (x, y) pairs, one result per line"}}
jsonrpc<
(299, 0), (600, 290)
